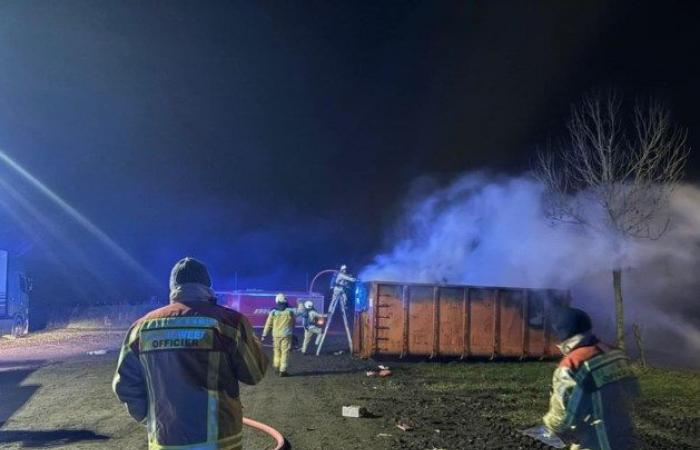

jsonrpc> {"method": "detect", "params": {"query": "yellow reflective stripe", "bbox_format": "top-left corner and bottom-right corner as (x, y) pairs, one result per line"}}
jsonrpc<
(141, 316), (218, 330)
(207, 352), (221, 442)
(240, 339), (265, 382)
(215, 322), (241, 340)
(592, 390), (611, 450)
(139, 316), (244, 347)
(139, 354), (157, 438)
(215, 321), (264, 382)
(126, 323), (142, 346)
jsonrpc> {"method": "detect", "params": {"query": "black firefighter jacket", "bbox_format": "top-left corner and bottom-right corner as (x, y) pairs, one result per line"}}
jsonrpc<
(113, 299), (269, 450)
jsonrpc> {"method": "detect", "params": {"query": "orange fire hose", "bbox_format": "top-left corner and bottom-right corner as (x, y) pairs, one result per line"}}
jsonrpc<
(243, 416), (288, 450)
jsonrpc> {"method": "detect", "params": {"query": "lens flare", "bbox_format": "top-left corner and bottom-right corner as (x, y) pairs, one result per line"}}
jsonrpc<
(0, 148), (159, 288)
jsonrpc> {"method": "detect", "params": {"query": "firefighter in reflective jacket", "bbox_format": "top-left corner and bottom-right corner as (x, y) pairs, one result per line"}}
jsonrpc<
(543, 307), (639, 450)
(262, 293), (296, 376)
(332, 264), (356, 308)
(113, 257), (268, 450)
(298, 300), (323, 354)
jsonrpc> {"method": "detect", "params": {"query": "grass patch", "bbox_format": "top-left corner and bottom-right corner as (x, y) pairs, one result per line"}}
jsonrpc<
(399, 360), (699, 447)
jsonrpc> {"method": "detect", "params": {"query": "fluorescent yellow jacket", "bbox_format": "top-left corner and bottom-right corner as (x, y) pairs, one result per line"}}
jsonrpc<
(262, 305), (296, 338)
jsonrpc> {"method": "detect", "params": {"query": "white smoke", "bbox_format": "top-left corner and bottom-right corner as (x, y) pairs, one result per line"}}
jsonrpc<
(360, 172), (700, 367)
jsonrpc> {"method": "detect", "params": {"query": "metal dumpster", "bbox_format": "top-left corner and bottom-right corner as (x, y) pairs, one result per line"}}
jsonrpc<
(352, 281), (570, 359)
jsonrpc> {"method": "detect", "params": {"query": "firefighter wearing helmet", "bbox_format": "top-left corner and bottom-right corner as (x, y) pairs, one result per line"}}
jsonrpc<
(262, 293), (296, 376)
(298, 300), (323, 354)
(542, 307), (639, 450)
(332, 264), (356, 309)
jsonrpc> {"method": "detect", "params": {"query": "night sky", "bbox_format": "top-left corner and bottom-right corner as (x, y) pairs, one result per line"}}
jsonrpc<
(0, 1), (699, 306)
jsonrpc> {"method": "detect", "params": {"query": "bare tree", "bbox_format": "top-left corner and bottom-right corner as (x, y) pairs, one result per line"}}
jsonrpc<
(536, 91), (690, 349)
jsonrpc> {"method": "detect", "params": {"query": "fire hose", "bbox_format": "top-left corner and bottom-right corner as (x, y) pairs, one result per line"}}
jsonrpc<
(243, 416), (289, 450)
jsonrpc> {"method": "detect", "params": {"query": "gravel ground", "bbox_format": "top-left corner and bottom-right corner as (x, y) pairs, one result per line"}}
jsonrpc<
(1, 328), (697, 449)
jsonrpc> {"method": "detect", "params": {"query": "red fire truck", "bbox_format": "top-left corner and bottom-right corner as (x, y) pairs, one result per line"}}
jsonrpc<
(216, 289), (325, 328)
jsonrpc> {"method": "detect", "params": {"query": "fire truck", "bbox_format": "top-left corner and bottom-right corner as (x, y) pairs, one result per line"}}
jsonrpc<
(0, 249), (30, 337)
(216, 289), (324, 328)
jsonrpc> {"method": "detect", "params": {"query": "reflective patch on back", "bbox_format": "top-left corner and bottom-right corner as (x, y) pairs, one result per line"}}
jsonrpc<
(591, 359), (634, 388)
(141, 316), (218, 330)
(140, 328), (215, 352)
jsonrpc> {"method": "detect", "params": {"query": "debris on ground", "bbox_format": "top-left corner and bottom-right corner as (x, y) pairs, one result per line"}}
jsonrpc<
(520, 425), (566, 448)
(396, 421), (414, 432)
(333, 350), (345, 355)
(366, 365), (393, 377)
(342, 405), (368, 418)
(87, 349), (108, 355)
(376, 433), (392, 438)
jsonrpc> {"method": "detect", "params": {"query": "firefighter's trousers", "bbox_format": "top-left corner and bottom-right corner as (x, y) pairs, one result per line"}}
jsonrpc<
(273, 336), (292, 372)
(302, 327), (322, 354)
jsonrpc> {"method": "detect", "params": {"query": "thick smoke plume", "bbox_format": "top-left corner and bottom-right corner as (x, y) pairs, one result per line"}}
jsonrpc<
(361, 172), (700, 367)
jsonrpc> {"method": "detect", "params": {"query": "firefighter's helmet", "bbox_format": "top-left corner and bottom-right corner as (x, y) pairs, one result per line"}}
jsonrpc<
(304, 300), (314, 310)
(340, 264), (348, 273)
(275, 293), (286, 304)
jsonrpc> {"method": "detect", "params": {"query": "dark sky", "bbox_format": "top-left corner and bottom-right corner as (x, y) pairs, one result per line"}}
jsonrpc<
(0, 1), (698, 302)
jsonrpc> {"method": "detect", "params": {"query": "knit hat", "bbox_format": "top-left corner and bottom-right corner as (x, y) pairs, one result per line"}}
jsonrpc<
(551, 307), (592, 341)
(169, 257), (212, 289)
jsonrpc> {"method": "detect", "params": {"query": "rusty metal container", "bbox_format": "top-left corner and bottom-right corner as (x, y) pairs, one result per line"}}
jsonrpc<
(352, 281), (570, 359)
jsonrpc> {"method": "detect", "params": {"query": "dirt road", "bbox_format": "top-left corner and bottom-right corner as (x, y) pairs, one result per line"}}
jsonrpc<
(1, 329), (697, 449)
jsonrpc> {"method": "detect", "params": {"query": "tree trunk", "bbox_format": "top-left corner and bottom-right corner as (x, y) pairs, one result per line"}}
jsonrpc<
(613, 268), (625, 349)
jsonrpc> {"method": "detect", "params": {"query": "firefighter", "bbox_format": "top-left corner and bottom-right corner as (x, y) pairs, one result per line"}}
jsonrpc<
(332, 264), (356, 309)
(542, 307), (639, 450)
(298, 300), (323, 354)
(261, 293), (296, 376)
(113, 257), (268, 450)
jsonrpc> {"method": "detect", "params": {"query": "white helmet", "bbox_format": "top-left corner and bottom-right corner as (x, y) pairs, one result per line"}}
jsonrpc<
(275, 293), (286, 304)
(304, 300), (314, 310)
(340, 264), (347, 272)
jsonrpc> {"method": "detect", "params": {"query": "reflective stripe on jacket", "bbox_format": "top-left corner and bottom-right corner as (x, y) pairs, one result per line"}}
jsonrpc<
(301, 309), (321, 330)
(543, 334), (639, 450)
(262, 306), (295, 338)
(113, 300), (268, 450)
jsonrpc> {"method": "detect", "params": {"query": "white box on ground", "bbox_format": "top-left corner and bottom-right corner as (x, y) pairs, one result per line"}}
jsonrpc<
(342, 406), (366, 418)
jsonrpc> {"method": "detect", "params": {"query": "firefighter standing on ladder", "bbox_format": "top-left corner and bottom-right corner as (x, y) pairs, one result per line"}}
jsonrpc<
(332, 264), (355, 309)
(316, 264), (356, 355)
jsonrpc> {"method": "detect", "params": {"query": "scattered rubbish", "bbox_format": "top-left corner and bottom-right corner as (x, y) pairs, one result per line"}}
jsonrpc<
(87, 349), (107, 356)
(342, 405), (367, 418)
(305, 427), (317, 431)
(366, 365), (392, 377)
(377, 433), (392, 438)
(520, 425), (566, 449)
(333, 351), (345, 356)
(396, 422), (414, 432)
